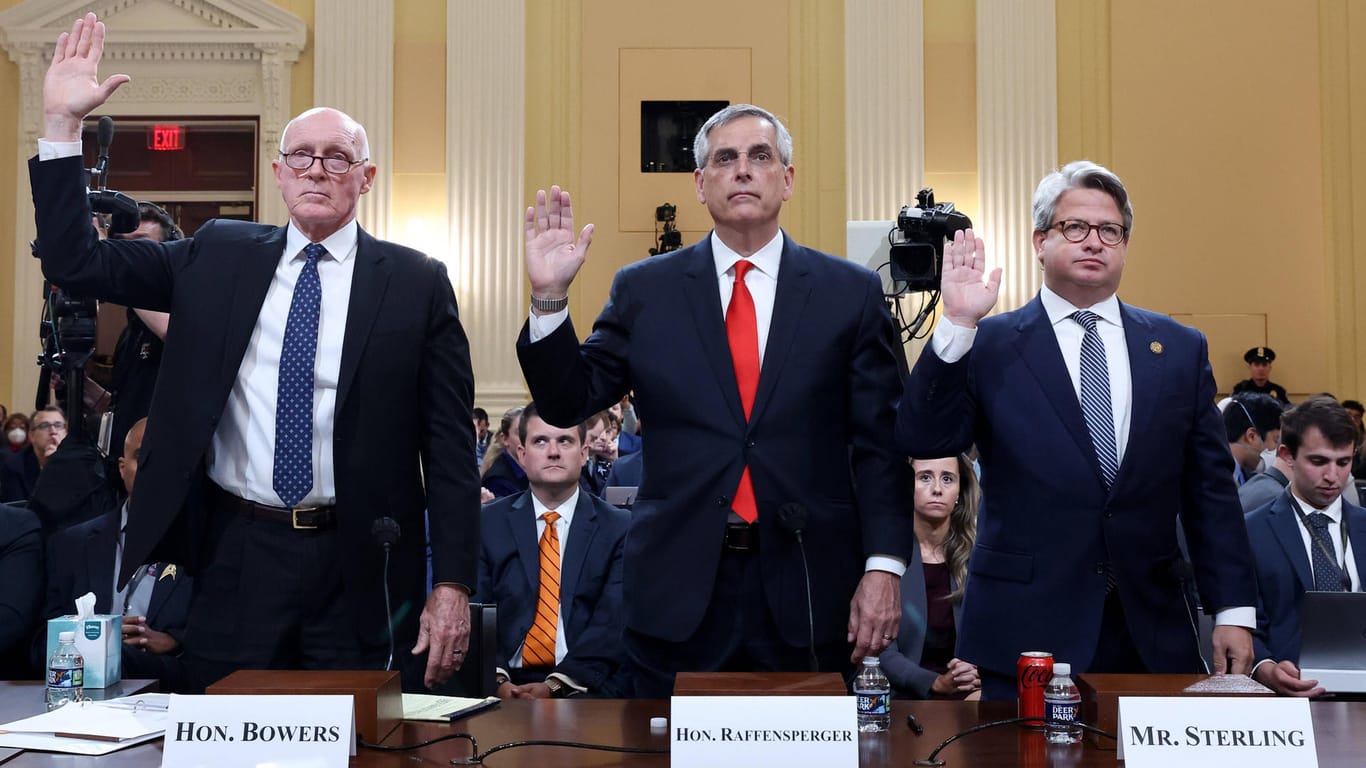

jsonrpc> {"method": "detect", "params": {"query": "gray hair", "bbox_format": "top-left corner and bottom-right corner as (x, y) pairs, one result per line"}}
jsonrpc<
(1032, 160), (1134, 236)
(692, 103), (794, 170)
(278, 107), (371, 162)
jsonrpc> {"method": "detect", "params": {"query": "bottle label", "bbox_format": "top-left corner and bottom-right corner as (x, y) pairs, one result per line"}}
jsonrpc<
(856, 692), (889, 716)
(1046, 700), (1078, 724)
(48, 667), (83, 689)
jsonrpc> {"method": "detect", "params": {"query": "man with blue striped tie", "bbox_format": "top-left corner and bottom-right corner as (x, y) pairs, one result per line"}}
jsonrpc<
(898, 161), (1258, 700)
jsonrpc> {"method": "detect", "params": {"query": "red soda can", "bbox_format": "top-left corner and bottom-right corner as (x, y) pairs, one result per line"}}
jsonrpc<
(1017, 651), (1054, 726)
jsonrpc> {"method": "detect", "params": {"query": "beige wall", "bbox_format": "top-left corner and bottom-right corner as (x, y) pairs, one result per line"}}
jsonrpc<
(1057, 0), (1365, 400)
(0, 0), (21, 412)
(526, 0), (845, 321)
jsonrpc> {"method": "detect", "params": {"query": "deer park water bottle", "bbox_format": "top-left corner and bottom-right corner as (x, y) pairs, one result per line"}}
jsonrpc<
(1043, 662), (1082, 744)
(46, 631), (84, 711)
(854, 656), (891, 732)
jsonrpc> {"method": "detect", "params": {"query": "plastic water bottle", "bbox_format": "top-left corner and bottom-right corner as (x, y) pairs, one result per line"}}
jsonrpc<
(854, 656), (891, 732)
(46, 631), (84, 711)
(1043, 662), (1082, 744)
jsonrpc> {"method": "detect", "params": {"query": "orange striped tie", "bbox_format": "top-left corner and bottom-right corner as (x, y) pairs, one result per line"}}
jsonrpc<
(522, 511), (561, 667)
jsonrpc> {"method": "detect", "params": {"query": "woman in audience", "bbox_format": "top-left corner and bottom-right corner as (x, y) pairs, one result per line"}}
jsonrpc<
(4, 413), (28, 453)
(480, 406), (528, 499)
(880, 454), (982, 699)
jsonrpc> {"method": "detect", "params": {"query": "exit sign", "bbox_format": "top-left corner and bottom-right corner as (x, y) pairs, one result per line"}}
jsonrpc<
(148, 124), (185, 151)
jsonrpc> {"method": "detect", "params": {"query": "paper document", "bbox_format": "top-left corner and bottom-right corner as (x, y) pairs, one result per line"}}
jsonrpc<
(0, 694), (169, 755)
(401, 693), (499, 722)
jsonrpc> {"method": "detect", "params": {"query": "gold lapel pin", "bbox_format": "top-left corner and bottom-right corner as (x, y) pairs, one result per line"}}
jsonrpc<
(1149, 341), (1163, 354)
(158, 564), (177, 581)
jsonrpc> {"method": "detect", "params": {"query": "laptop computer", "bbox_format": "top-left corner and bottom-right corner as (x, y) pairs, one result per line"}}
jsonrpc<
(1297, 591), (1366, 692)
(603, 486), (638, 508)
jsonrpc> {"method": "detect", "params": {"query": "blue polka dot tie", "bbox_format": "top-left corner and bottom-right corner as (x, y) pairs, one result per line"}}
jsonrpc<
(1307, 512), (1347, 591)
(273, 242), (325, 508)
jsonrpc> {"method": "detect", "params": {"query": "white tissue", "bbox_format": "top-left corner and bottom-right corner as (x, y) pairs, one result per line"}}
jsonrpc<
(73, 591), (97, 621)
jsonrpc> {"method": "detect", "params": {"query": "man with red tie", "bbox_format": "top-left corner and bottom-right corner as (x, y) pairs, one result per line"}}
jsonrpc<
(517, 104), (909, 696)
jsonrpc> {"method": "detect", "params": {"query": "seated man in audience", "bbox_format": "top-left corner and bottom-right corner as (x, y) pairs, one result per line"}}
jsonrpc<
(581, 411), (618, 497)
(1233, 347), (1290, 405)
(1225, 393), (1285, 485)
(1, 406), (67, 503)
(36, 418), (192, 690)
(473, 407), (492, 467)
(1246, 395), (1365, 696)
(476, 403), (630, 698)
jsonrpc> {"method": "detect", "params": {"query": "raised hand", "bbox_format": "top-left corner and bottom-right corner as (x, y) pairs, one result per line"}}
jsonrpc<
(43, 13), (130, 141)
(524, 186), (594, 306)
(939, 228), (999, 328)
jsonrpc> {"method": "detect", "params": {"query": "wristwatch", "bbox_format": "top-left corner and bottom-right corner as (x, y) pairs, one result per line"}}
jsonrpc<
(544, 677), (578, 698)
(530, 294), (569, 313)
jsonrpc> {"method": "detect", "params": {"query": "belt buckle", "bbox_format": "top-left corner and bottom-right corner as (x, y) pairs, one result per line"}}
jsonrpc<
(291, 507), (319, 530)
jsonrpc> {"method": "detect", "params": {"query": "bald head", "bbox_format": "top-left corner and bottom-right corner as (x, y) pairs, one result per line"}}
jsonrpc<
(279, 107), (371, 161)
(119, 417), (148, 497)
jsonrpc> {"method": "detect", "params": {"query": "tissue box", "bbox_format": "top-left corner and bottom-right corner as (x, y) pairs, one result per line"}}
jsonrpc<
(46, 615), (122, 688)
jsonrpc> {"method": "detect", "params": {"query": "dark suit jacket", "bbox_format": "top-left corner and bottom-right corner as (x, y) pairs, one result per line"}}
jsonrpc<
(605, 450), (643, 488)
(898, 296), (1257, 677)
(475, 490), (629, 694)
(879, 544), (964, 698)
(30, 155), (479, 651)
(617, 431), (642, 456)
(0, 505), (42, 679)
(0, 446), (39, 503)
(1245, 493), (1366, 664)
(518, 233), (909, 646)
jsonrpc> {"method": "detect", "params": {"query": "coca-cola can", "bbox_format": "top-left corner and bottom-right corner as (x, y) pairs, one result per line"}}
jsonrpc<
(1017, 651), (1054, 726)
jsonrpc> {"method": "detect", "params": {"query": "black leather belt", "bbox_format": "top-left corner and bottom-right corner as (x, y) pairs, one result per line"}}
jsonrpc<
(723, 522), (758, 552)
(212, 484), (336, 530)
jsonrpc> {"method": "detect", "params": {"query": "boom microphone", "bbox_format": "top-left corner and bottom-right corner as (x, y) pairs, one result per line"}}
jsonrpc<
(95, 116), (113, 181)
(778, 503), (819, 672)
(1168, 558), (1210, 674)
(86, 116), (139, 233)
(371, 517), (402, 671)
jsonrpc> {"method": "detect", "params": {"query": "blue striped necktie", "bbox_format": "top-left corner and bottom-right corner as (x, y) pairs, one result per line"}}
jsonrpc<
(1071, 310), (1119, 488)
(273, 242), (325, 508)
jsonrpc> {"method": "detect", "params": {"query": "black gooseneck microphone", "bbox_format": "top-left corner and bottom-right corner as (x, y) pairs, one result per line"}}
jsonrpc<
(1168, 558), (1211, 674)
(371, 517), (402, 671)
(94, 116), (113, 182)
(777, 502), (819, 673)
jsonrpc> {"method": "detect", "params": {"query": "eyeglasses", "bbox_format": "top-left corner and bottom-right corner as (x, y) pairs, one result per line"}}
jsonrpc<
(1049, 219), (1128, 246)
(708, 147), (780, 170)
(279, 151), (366, 175)
(31, 421), (66, 432)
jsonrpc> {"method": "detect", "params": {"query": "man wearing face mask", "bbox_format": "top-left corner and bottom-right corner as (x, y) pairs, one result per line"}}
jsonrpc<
(1225, 394), (1285, 486)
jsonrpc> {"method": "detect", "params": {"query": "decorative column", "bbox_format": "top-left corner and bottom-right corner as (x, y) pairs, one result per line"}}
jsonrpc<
(448, 0), (528, 413)
(844, 0), (925, 221)
(976, 0), (1057, 312)
(314, 0), (394, 238)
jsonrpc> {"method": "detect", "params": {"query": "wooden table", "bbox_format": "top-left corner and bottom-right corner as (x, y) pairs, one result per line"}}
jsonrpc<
(3, 690), (1365, 766)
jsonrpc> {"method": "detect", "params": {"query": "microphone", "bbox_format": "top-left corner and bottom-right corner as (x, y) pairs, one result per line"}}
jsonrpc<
(94, 116), (113, 184)
(86, 116), (139, 233)
(777, 503), (819, 672)
(1167, 558), (1210, 674)
(371, 517), (402, 671)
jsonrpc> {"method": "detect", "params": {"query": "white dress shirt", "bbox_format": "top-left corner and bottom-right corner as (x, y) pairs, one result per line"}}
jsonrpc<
(207, 222), (357, 507)
(930, 288), (1254, 629)
(526, 230), (904, 577)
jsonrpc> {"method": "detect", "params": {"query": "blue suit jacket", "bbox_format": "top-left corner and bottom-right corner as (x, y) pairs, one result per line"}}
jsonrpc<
(898, 296), (1256, 677)
(605, 451), (643, 488)
(1245, 492), (1366, 664)
(879, 544), (964, 698)
(475, 490), (630, 694)
(617, 431), (642, 456)
(518, 233), (910, 646)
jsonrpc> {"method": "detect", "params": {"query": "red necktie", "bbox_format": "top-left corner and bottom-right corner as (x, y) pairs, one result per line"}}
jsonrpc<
(726, 260), (759, 523)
